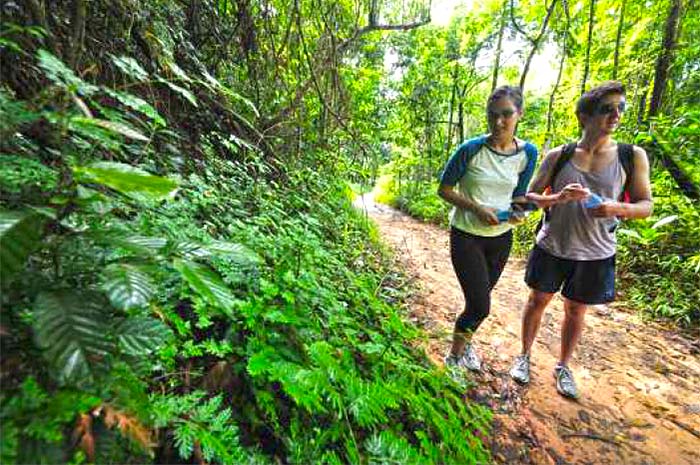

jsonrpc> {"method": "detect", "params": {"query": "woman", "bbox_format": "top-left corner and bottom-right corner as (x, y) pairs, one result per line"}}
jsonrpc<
(439, 85), (538, 372)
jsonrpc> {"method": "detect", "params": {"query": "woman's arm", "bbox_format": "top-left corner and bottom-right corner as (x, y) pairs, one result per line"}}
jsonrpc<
(437, 184), (499, 226)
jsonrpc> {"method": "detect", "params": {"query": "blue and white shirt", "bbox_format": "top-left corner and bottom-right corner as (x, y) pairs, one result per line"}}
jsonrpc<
(440, 136), (538, 237)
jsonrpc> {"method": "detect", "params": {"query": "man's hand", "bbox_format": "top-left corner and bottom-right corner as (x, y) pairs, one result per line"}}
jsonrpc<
(474, 206), (499, 225)
(557, 183), (591, 203)
(589, 201), (624, 218)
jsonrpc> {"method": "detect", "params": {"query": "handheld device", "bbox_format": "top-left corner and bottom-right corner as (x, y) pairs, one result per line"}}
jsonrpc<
(584, 193), (603, 209)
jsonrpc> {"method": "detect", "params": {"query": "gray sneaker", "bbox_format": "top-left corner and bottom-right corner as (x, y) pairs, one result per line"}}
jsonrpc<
(444, 344), (482, 372)
(509, 354), (531, 384)
(554, 364), (579, 399)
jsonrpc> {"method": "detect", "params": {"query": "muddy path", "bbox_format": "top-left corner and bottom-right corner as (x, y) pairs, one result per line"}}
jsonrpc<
(358, 194), (700, 465)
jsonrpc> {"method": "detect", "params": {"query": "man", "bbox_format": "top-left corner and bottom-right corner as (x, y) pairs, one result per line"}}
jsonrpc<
(509, 82), (653, 399)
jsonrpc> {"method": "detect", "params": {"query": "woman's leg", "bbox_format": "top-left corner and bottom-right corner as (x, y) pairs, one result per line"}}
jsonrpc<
(449, 229), (491, 356)
(485, 230), (513, 291)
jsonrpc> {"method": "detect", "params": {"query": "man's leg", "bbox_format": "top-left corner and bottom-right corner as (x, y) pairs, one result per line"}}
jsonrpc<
(559, 298), (587, 366)
(520, 289), (555, 355)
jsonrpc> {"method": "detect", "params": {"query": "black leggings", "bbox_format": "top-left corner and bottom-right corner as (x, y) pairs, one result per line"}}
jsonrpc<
(450, 227), (513, 334)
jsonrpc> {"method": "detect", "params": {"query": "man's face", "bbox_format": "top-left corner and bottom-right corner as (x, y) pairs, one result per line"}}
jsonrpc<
(583, 93), (626, 134)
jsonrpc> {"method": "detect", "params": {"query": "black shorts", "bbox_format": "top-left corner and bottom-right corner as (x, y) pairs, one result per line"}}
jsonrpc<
(525, 245), (616, 304)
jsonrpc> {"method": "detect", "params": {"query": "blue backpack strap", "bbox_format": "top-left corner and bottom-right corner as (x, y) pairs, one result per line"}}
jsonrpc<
(512, 141), (538, 198)
(439, 136), (486, 186)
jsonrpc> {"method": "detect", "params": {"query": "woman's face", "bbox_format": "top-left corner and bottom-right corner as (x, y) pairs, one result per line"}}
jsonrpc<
(487, 97), (522, 138)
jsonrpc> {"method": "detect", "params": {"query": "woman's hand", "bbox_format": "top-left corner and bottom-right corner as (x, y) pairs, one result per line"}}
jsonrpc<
(474, 206), (499, 226)
(556, 183), (591, 203)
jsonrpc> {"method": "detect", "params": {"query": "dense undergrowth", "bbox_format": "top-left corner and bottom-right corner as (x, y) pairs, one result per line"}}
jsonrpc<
(0, 8), (491, 465)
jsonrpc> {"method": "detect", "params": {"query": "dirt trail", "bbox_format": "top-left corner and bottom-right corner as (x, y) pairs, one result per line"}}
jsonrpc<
(358, 194), (700, 465)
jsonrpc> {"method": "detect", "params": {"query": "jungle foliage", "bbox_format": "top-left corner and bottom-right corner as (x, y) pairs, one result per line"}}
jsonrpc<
(0, 1), (491, 464)
(375, 0), (700, 327)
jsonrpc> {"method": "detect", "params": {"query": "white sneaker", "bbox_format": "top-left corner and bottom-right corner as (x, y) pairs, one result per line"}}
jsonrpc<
(509, 354), (531, 384)
(444, 344), (482, 372)
(554, 364), (579, 399)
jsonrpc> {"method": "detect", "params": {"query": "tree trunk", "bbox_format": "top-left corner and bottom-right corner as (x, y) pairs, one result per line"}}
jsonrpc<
(445, 63), (458, 154)
(637, 76), (650, 125)
(648, 0), (681, 117)
(580, 0), (596, 95)
(544, 0), (570, 152)
(491, 0), (507, 92)
(458, 96), (464, 143)
(612, 0), (626, 80)
(517, 0), (558, 92)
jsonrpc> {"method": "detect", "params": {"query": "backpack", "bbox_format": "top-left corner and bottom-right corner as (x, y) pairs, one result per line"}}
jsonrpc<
(540, 142), (635, 224)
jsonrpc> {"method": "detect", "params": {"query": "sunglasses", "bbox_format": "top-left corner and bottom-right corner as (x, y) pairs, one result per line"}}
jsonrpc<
(487, 109), (516, 119)
(595, 101), (626, 115)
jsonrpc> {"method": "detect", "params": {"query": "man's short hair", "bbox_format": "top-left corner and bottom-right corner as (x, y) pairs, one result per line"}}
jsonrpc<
(576, 81), (626, 116)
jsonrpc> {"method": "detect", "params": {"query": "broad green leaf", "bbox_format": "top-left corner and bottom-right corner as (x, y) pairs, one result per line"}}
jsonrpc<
(37, 49), (98, 95)
(618, 228), (642, 239)
(159, 78), (198, 107)
(0, 210), (45, 286)
(651, 215), (678, 229)
(88, 232), (167, 255)
(70, 117), (149, 142)
(166, 60), (191, 82)
(115, 316), (172, 355)
(110, 55), (149, 81)
(171, 240), (210, 259)
(104, 88), (166, 126)
(205, 241), (260, 264)
(200, 71), (259, 117)
(33, 291), (114, 385)
(173, 259), (237, 317)
(74, 161), (178, 201)
(115, 235), (168, 253)
(102, 264), (154, 310)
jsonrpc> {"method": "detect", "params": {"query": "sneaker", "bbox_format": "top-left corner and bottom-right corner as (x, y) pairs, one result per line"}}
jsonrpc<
(509, 354), (531, 384)
(444, 344), (482, 372)
(462, 344), (482, 372)
(553, 364), (579, 399)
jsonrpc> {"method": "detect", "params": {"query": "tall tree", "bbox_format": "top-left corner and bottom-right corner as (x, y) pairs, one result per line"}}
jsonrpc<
(491, 0), (508, 92)
(511, 0), (558, 92)
(544, 0), (570, 151)
(612, 0), (627, 80)
(580, 0), (596, 94)
(649, 0), (682, 117)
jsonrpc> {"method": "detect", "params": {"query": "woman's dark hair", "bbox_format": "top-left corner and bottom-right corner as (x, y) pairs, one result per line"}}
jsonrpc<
(576, 81), (625, 116)
(487, 85), (524, 112)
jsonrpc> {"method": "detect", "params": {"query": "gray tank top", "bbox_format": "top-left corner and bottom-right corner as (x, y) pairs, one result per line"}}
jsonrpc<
(537, 155), (626, 260)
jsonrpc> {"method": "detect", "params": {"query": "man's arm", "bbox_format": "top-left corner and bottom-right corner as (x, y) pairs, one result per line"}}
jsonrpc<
(591, 146), (653, 219)
(525, 147), (590, 208)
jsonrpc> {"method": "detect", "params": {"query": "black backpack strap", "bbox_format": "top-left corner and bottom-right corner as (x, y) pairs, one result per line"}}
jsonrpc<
(549, 142), (577, 189)
(618, 143), (635, 200)
(539, 142), (577, 227)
